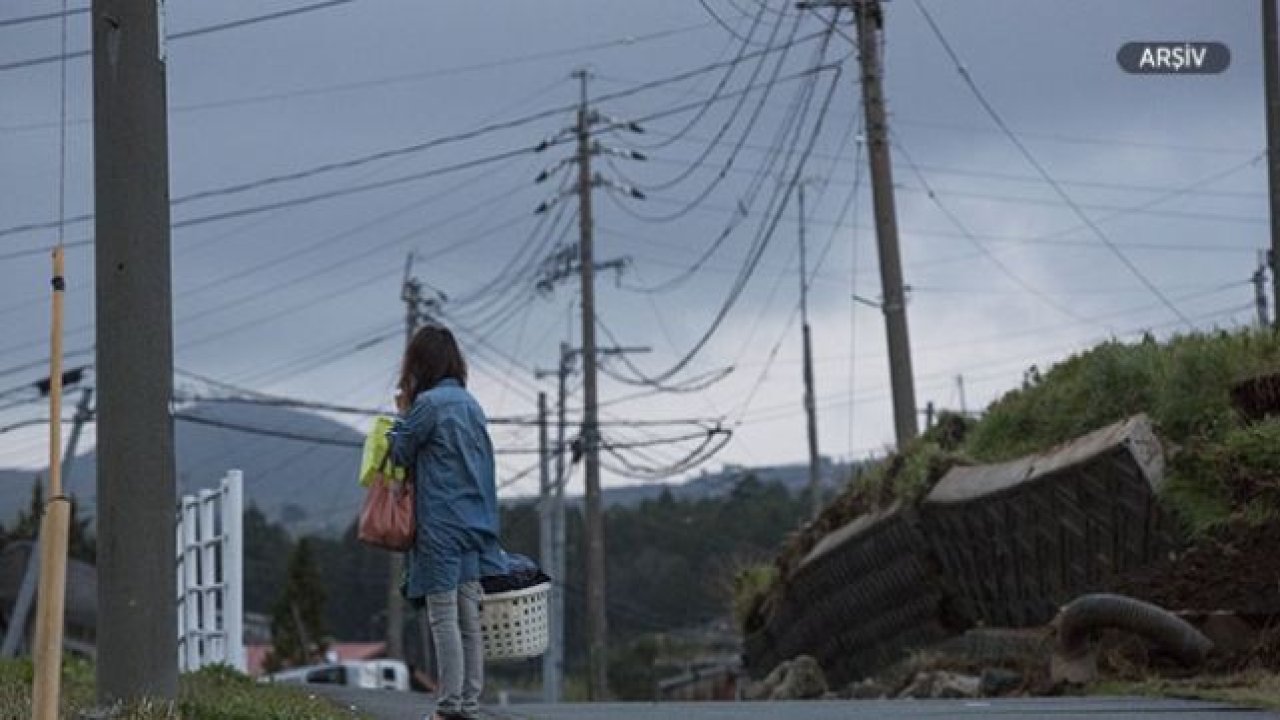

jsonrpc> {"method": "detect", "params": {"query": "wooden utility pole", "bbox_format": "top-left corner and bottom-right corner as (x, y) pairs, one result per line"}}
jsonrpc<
(573, 68), (610, 701)
(32, 249), (71, 720)
(798, 183), (822, 518)
(853, 0), (919, 445)
(92, 0), (178, 704)
(1264, 0), (1280, 328)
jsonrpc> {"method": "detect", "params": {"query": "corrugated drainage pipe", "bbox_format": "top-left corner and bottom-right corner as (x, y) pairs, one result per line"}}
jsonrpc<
(1052, 593), (1213, 683)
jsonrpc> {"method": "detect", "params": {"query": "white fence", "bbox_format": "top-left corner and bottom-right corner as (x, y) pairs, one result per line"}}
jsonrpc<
(176, 470), (245, 672)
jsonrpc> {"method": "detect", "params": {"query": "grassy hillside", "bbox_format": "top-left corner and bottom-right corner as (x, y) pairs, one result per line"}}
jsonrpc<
(738, 329), (1280, 632)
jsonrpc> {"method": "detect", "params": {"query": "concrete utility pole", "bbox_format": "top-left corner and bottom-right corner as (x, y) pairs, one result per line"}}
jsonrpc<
(389, 259), (420, 660)
(550, 345), (569, 703)
(853, 0), (919, 445)
(1256, 251), (1272, 329)
(534, 344), (573, 703)
(798, 183), (822, 518)
(1265, 0), (1280, 328)
(536, 391), (554, 697)
(391, 254), (442, 661)
(533, 72), (644, 700)
(573, 68), (610, 701)
(92, 0), (178, 704)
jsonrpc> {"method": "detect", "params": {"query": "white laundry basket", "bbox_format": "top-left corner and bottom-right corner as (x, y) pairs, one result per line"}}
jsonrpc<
(480, 581), (550, 661)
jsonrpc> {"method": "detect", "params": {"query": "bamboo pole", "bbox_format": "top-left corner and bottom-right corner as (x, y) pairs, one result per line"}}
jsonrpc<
(32, 247), (72, 720)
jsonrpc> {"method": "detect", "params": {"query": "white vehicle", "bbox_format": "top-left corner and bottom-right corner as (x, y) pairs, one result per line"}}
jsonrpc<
(265, 659), (410, 691)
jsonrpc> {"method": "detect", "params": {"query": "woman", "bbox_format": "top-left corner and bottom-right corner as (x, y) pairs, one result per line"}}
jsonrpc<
(389, 324), (501, 720)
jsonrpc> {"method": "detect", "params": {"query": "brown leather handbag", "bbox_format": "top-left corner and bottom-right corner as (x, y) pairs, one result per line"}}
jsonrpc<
(357, 456), (414, 552)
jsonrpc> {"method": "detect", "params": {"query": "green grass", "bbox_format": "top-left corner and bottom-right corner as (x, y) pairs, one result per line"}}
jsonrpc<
(873, 329), (1280, 535)
(0, 659), (365, 719)
(965, 331), (1280, 464)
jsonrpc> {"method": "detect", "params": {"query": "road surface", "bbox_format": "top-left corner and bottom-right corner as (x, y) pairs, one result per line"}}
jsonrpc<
(309, 688), (1280, 720)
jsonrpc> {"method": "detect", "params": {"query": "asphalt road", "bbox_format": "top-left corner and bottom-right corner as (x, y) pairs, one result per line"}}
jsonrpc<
(309, 688), (1280, 720)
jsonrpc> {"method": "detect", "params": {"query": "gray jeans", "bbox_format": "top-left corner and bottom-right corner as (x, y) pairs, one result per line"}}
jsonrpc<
(426, 582), (484, 719)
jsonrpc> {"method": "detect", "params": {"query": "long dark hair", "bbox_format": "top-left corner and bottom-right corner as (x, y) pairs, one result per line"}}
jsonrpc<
(398, 324), (468, 403)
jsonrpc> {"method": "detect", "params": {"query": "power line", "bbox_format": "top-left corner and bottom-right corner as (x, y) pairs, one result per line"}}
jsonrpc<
(631, 52), (844, 384)
(0, 6), (87, 29)
(608, 6), (773, 153)
(890, 133), (1098, 328)
(739, 300), (1257, 428)
(893, 117), (1257, 157)
(697, 0), (771, 46)
(909, 0), (1192, 326)
(0, 21), (717, 136)
(172, 412), (541, 455)
(2, 145), (536, 251)
(0, 0), (359, 73)
(733, 106), (864, 431)
(623, 149), (1267, 224)
(604, 8), (808, 223)
(0, 33), (829, 245)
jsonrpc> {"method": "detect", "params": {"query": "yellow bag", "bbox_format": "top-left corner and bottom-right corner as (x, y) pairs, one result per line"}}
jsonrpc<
(360, 416), (409, 487)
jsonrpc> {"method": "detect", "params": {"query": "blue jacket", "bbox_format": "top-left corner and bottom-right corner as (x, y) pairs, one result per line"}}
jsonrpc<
(388, 378), (502, 594)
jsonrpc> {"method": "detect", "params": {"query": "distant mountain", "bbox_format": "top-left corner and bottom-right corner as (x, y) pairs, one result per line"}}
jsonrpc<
(0, 402), (861, 535)
(0, 401), (367, 537)
(589, 458), (856, 509)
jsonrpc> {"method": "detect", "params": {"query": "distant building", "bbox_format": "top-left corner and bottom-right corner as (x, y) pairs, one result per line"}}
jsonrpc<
(244, 611), (272, 645)
(245, 641), (386, 678)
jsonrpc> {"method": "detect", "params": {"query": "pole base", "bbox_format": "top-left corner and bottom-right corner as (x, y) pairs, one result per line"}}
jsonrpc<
(32, 496), (72, 720)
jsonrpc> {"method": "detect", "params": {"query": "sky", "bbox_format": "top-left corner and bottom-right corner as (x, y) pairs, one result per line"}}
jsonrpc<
(0, 0), (1271, 499)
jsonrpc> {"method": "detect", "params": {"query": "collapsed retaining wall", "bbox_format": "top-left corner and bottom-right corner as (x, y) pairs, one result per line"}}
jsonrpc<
(744, 504), (952, 684)
(743, 415), (1180, 686)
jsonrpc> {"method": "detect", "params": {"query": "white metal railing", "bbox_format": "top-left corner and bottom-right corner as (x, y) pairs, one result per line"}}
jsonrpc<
(175, 469), (245, 672)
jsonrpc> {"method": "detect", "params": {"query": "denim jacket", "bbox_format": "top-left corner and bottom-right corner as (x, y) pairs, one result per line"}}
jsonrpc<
(388, 378), (502, 594)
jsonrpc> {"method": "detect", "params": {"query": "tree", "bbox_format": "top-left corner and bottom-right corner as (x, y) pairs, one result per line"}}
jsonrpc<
(310, 523), (388, 641)
(3, 477), (96, 563)
(243, 505), (292, 615)
(264, 537), (328, 673)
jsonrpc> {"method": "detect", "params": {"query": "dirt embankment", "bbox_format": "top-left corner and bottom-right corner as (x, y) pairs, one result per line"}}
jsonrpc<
(1108, 520), (1280, 617)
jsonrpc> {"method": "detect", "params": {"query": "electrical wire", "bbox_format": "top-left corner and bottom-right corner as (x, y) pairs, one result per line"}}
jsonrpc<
(604, 13), (818, 221)
(909, 0), (1193, 326)
(0, 32), (829, 247)
(0, 21), (718, 137)
(626, 51), (843, 384)
(0, 0), (360, 73)
(0, 6), (87, 29)
(890, 133), (1100, 328)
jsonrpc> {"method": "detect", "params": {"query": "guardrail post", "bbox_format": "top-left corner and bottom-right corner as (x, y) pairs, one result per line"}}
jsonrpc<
(223, 470), (245, 672)
(199, 489), (218, 668)
(182, 496), (201, 671)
